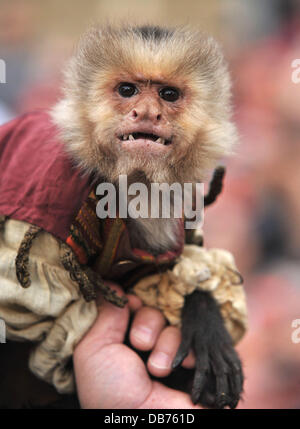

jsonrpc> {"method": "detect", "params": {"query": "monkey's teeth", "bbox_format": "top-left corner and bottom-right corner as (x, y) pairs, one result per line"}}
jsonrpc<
(123, 135), (128, 141)
(156, 137), (165, 145)
(129, 134), (134, 141)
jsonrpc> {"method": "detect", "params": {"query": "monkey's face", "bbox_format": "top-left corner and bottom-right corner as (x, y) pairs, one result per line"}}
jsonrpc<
(52, 25), (237, 184)
(94, 73), (194, 183)
(115, 80), (178, 156)
(87, 67), (230, 185)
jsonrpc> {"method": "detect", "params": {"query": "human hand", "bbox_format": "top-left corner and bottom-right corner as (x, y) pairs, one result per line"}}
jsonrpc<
(73, 284), (200, 409)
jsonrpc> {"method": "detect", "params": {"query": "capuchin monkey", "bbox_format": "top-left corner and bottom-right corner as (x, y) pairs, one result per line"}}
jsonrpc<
(50, 24), (243, 409)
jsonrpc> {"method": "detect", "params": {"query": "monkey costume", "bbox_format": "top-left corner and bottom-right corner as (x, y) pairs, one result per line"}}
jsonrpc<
(0, 110), (247, 395)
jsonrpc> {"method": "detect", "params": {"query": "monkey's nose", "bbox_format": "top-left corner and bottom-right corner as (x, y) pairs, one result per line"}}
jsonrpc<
(130, 107), (162, 123)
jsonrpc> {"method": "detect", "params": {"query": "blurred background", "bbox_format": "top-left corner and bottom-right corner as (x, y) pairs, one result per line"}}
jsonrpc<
(0, 0), (300, 409)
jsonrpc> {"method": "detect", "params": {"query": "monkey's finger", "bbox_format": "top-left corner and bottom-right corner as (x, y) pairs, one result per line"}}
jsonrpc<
(148, 326), (181, 377)
(224, 351), (244, 409)
(228, 366), (243, 406)
(223, 347), (243, 381)
(129, 306), (166, 351)
(210, 354), (230, 409)
(171, 331), (193, 369)
(216, 382), (230, 410)
(191, 352), (209, 404)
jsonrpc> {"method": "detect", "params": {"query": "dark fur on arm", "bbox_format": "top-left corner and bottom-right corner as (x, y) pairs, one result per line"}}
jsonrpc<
(204, 166), (225, 207)
(172, 289), (244, 409)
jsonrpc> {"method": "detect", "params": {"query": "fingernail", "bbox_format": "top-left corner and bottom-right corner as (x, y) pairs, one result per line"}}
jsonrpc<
(149, 351), (171, 370)
(132, 326), (153, 345)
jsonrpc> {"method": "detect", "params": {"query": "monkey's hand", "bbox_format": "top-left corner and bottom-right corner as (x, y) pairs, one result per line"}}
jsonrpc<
(172, 290), (244, 409)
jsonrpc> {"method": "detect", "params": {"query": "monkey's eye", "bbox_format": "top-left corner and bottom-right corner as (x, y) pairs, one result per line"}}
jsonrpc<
(159, 87), (180, 102)
(118, 83), (138, 98)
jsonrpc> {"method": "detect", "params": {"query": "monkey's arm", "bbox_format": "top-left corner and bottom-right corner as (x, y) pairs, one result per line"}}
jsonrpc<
(172, 290), (244, 409)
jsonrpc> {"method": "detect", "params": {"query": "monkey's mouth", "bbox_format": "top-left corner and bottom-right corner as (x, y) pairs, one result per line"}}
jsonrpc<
(118, 132), (172, 146)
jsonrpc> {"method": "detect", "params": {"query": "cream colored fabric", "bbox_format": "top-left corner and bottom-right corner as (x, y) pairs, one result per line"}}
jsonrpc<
(0, 219), (98, 394)
(0, 219), (247, 395)
(133, 245), (248, 344)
